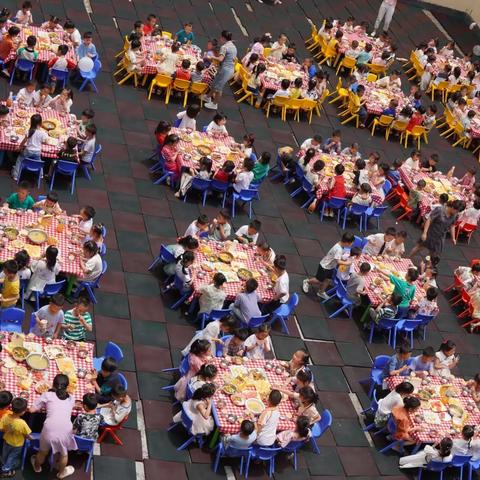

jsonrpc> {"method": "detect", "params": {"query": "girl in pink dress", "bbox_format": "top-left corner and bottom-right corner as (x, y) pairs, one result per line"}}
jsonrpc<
(276, 415), (311, 448)
(30, 374), (77, 479)
(161, 134), (184, 182)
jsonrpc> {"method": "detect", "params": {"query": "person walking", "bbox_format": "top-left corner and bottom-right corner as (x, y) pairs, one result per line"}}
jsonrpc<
(372, 0), (398, 36)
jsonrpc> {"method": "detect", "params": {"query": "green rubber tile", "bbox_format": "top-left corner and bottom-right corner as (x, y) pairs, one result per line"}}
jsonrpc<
(336, 342), (373, 367)
(107, 192), (140, 213)
(103, 249), (122, 272)
(102, 161), (133, 178)
(94, 292), (130, 319)
(132, 320), (169, 348)
(135, 179), (166, 199)
(271, 335), (307, 361)
(185, 463), (226, 479)
(371, 450), (404, 476)
(100, 428), (143, 460)
(330, 419), (370, 447)
(124, 272), (160, 297)
(116, 230), (151, 253)
(310, 365), (350, 392)
(337, 447), (380, 476)
(146, 429), (190, 463)
(144, 216), (178, 237)
(303, 448), (344, 476)
(144, 460), (187, 480)
(93, 456), (136, 480)
(264, 233), (299, 255)
(169, 201), (200, 221)
(96, 340), (135, 371)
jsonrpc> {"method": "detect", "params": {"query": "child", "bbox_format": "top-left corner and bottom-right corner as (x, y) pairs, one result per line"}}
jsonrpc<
(47, 44), (76, 73)
(0, 261), (19, 308)
(93, 357), (120, 403)
(283, 349), (310, 377)
(346, 262), (371, 306)
(32, 294), (64, 338)
(322, 130), (342, 154)
(252, 152), (270, 183)
(189, 364), (218, 393)
(300, 148), (317, 173)
(273, 78), (291, 98)
(423, 104), (437, 130)
(466, 375), (480, 406)
(156, 43), (179, 76)
(62, 297), (93, 341)
(6, 181), (34, 210)
(353, 159), (369, 187)
(77, 109), (95, 140)
(341, 143), (361, 161)
(32, 83), (53, 108)
(50, 88), (73, 115)
(0, 391), (12, 420)
(175, 59), (191, 81)
(382, 346), (413, 379)
(351, 183), (373, 206)
(400, 437), (453, 469)
(15, 1), (33, 24)
(382, 99), (398, 117)
(175, 251), (195, 294)
(256, 390), (281, 446)
(452, 425), (480, 461)
(99, 384), (132, 426)
(16, 81), (36, 107)
(41, 15), (62, 32)
(256, 242), (276, 264)
(76, 205), (96, 236)
(154, 120), (171, 147)
(17, 34), (38, 62)
(336, 246), (362, 283)
(223, 419), (257, 449)
(231, 278), (261, 325)
(368, 292), (403, 326)
(378, 266), (418, 309)
(79, 124), (97, 165)
(410, 346), (435, 374)
(79, 240), (102, 282)
(77, 31), (97, 59)
(324, 163), (346, 216)
(185, 214), (209, 237)
(416, 286), (439, 317)
(213, 160), (235, 184)
(364, 228), (396, 256)
(25, 246), (60, 300)
(235, 220), (261, 244)
(143, 14), (157, 35)
(289, 77), (303, 99)
(0, 397), (31, 477)
(391, 396), (422, 445)
(125, 39), (145, 75)
(174, 383), (215, 435)
(374, 381), (414, 428)
(175, 155), (212, 198)
(190, 61), (204, 83)
(421, 153), (439, 173)
(433, 340), (459, 377)
(455, 263), (480, 290)
(276, 415), (310, 448)
(297, 387), (320, 424)
(160, 134), (184, 183)
(457, 199), (480, 228)
(209, 209), (232, 241)
(384, 231), (407, 258)
(206, 113), (228, 135)
(407, 106), (426, 132)
(244, 324), (272, 359)
(241, 134), (255, 159)
(233, 157), (255, 193)
(73, 393), (104, 439)
(305, 160), (326, 189)
(0, 26), (20, 68)
(198, 273), (226, 315)
(223, 328), (249, 357)
(84, 223), (104, 249)
(302, 232), (355, 298)
(33, 191), (62, 215)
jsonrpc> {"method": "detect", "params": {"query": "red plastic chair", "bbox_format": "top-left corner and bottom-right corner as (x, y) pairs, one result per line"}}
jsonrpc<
(385, 183), (404, 202)
(457, 293), (472, 318)
(444, 273), (464, 294)
(391, 192), (412, 221)
(455, 222), (477, 243)
(97, 415), (129, 445)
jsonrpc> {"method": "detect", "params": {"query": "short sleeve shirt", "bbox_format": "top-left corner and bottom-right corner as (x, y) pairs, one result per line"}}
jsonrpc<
(320, 243), (343, 270)
(235, 225), (259, 244)
(33, 305), (64, 337)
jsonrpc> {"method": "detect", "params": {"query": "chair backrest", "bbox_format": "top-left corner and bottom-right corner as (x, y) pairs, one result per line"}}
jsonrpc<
(0, 308), (25, 326)
(216, 334), (233, 356)
(411, 125), (426, 135)
(282, 439), (307, 452)
(378, 317), (398, 329)
(302, 177), (313, 193)
(271, 96), (290, 107)
(22, 158), (44, 171)
(16, 58), (35, 70)
(254, 446), (282, 460)
(224, 446), (253, 458)
(172, 118), (182, 128)
(154, 73), (173, 87)
(209, 309), (232, 321)
(372, 206), (388, 217)
(117, 372), (128, 390)
(378, 115), (394, 126)
(248, 314), (270, 329)
(391, 120), (408, 131)
(74, 435), (95, 452)
(43, 280), (66, 295)
(160, 245), (176, 263)
(397, 319), (422, 330)
(57, 160), (78, 174)
(414, 313), (434, 325)
(181, 408), (193, 431)
(263, 47), (271, 57)
(366, 73), (377, 82)
(191, 178), (211, 190)
(451, 454), (472, 466)
(286, 293), (299, 311)
(104, 341), (124, 363)
(93, 59), (102, 73)
(179, 355), (190, 376)
(373, 355), (391, 369)
(327, 197), (346, 209)
(237, 189), (258, 201)
(162, 31), (172, 38)
(395, 306), (409, 319)
(50, 68), (69, 79)
(312, 409), (333, 437)
(295, 162), (305, 179)
(350, 203), (369, 215)
(190, 82), (209, 95)
(342, 56), (357, 69)
(382, 179), (392, 196)
(300, 99), (317, 110)
(173, 78), (191, 90)
(210, 179), (229, 192)
(425, 460), (451, 472)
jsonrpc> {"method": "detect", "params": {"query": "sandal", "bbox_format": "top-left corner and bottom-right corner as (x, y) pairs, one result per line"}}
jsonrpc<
(57, 466), (75, 479)
(30, 455), (42, 473)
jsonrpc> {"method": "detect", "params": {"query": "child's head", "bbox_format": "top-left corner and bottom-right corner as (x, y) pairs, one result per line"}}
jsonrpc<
(3, 260), (18, 280)
(75, 296), (91, 315)
(359, 262), (371, 275)
(403, 395), (421, 412)
(243, 133), (254, 147)
(217, 209), (231, 224)
(355, 158), (366, 171)
(296, 368), (313, 388)
(43, 191), (59, 211)
(13, 250), (29, 270)
(312, 160), (325, 173)
(26, 35), (36, 49)
(299, 386), (319, 406)
(295, 415), (311, 437)
(196, 213), (209, 229)
(239, 419), (255, 437)
(222, 160), (235, 173)
(80, 205), (96, 221)
(359, 183), (372, 194)
(22, 1), (32, 12)
(7, 26), (20, 38)
(293, 77), (303, 89)
(0, 391), (13, 409)
(49, 293), (65, 313)
(406, 267), (419, 283)
(247, 220), (261, 236)
(181, 58), (191, 70)
(394, 231), (407, 244)
(462, 425), (476, 441)
(243, 157), (255, 172)
(438, 340), (456, 356)
(197, 363), (218, 381)
(212, 273), (226, 289)
(268, 389), (282, 407)
(111, 384), (128, 402)
(82, 392), (98, 411)
(334, 163), (345, 176)
(257, 242), (272, 256)
(395, 381), (414, 397)
(81, 108), (95, 123)
(384, 227), (396, 242)
(291, 349), (309, 367)
(349, 246), (362, 259)
(426, 286), (438, 302)
(186, 104), (201, 119)
(192, 382), (216, 400)
(195, 60), (205, 74)
(178, 235), (199, 252)
(340, 232), (355, 247)
(245, 278), (258, 294)
(368, 151), (380, 164)
(146, 13), (157, 26)
(273, 255), (287, 273)
(16, 180), (30, 202)
(11, 397), (27, 416)
(255, 324), (270, 340)
(199, 156), (212, 172)
(219, 315), (237, 333)
(232, 327), (249, 344)
(181, 250), (195, 267)
(190, 339), (211, 356)
(356, 84), (365, 97)
(90, 223), (104, 240)
(82, 240), (99, 259)
(421, 346), (435, 363)
(100, 357), (118, 377)
(390, 292), (403, 307)
(280, 78), (291, 90)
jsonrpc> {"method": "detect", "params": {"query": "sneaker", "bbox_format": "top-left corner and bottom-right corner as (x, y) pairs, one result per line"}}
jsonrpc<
(200, 94), (211, 103)
(204, 101), (218, 110)
(371, 30), (377, 37)
(317, 291), (329, 300)
(30, 456), (41, 474)
(1, 69), (9, 77)
(57, 466), (75, 479)
(302, 279), (310, 294)
(174, 191), (181, 198)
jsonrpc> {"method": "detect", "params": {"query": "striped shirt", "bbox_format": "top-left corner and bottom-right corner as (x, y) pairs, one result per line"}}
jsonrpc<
(62, 309), (92, 341)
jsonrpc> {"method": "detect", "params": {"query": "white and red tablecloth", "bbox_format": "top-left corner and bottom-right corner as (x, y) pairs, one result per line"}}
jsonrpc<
(336, 29), (384, 59)
(0, 103), (78, 158)
(0, 333), (94, 408)
(192, 240), (276, 303)
(211, 358), (297, 434)
(260, 59), (309, 92)
(361, 81), (411, 116)
(385, 375), (480, 443)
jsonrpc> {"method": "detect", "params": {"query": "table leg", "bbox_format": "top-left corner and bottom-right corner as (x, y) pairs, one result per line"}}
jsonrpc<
(65, 275), (76, 296)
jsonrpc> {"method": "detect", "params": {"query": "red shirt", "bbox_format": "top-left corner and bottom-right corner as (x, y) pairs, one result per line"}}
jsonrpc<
(328, 175), (346, 199)
(407, 113), (424, 132)
(155, 132), (167, 146)
(213, 170), (230, 183)
(175, 68), (191, 81)
(143, 25), (153, 35)
(0, 35), (14, 61)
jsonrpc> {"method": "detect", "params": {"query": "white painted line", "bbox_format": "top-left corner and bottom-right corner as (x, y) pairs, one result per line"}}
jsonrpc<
(231, 8), (249, 37)
(135, 461), (146, 480)
(136, 400), (150, 460)
(245, 3), (253, 13)
(113, 17), (119, 31)
(225, 465), (236, 480)
(83, 0), (93, 15)
(422, 9), (465, 56)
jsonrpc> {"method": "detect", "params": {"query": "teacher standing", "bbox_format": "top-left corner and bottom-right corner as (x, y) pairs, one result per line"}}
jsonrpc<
(204, 30), (237, 110)
(372, 0), (398, 36)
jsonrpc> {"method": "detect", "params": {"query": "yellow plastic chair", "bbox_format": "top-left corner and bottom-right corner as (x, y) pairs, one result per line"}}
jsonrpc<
(305, 23), (318, 48)
(339, 97), (360, 128)
(115, 36), (130, 59)
(430, 80), (450, 103)
(117, 57), (139, 87)
(299, 98), (318, 124)
(403, 125), (428, 149)
(336, 56), (357, 75)
(147, 74), (173, 102)
(365, 63), (387, 78)
(366, 73), (377, 82)
(232, 64), (248, 90)
(265, 96), (290, 121)
(315, 89), (329, 117)
(313, 36), (329, 61)
(439, 115), (458, 138)
(408, 58), (424, 81)
(329, 81), (349, 106)
(318, 42), (337, 65)
(189, 82), (209, 107)
(385, 120), (408, 141)
(436, 107), (454, 130)
(263, 47), (271, 58)
(236, 77), (255, 105)
(170, 78), (192, 107)
(449, 123), (468, 147)
(162, 31), (173, 38)
(403, 51), (417, 72)
(445, 83), (463, 102)
(370, 115), (394, 137)
(284, 98), (304, 122)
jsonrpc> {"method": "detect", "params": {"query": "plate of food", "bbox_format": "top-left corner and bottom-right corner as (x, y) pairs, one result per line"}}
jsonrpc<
(4, 227), (18, 240)
(28, 229), (47, 245)
(245, 398), (265, 415)
(237, 268), (253, 281)
(24, 244), (41, 259)
(197, 145), (213, 156)
(231, 393), (245, 406)
(16, 110), (29, 118)
(417, 390), (433, 401)
(448, 404), (464, 418)
(42, 120), (57, 131)
(56, 356), (75, 374)
(222, 384), (237, 395)
(48, 130), (61, 138)
(11, 346), (29, 362)
(26, 353), (49, 371)
(35, 381), (50, 394)
(44, 345), (64, 359)
(218, 251), (234, 263)
(12, 365), (28, 378)
(429, 400), (447, 413)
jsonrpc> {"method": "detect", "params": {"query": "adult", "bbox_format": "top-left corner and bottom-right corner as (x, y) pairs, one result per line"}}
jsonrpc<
(30, 374), (77, 479)
(410, 200), (462, 258)
(372, 0), (397, 36)
(204, 30), (237, 110)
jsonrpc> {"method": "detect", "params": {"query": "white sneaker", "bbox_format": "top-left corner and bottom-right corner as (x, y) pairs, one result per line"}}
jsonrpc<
(302, 279), (310, 294)
(1, 68), (9, 77)
(200, 94), (211, 103)
(204, 101), (218, 110)
(371, 30), (377, 37)
(317, 291), (329, 300)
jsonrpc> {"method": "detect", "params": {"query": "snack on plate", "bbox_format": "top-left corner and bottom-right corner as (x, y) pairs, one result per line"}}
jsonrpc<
(11, 346), (29, 361)
(16, 110), (29, 118)
(27, 229), (48, 244)
(222, 384), (237, 395)
(35, 381), (50, 394)
(17, 376), (32, 390)
(448, 404), (464, 418)
(56, 356), (75, 374)
(237, 268), (253, 281)
(4, 227), (19, 240)
(218, 251), (234, 263)
(13, 365), (28, 377)
(47, 236), (58, 246)
(42, 120), (57, 131)
(245, 398), (265, 415)
(44, 345), (65, 359)
(231, 393), (245, 406)
(429, 399), (447, 413)
(23, 244), (41, 259)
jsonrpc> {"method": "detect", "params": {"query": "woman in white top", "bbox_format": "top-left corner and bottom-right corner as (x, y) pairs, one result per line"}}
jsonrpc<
(432, 340), (459, 377)
(374, 381), (414, 427)
(205, 113), (228, 135)
(26, 246), (61, 299)
(176, 104), (200, 130)
(50, 88), (73, 115)
(80, 241), (103, 282)
(452, 425), (480, 461)
(399, 438), (453, 469)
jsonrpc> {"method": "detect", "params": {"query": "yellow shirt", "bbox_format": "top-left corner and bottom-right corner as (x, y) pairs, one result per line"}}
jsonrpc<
(0, 413), (31, 447)
(2, 275), (19, 307)
(290, 88), (302, 99)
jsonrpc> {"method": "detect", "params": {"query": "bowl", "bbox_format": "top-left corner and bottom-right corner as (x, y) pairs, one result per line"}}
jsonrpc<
(11, 346), (29, 361)
(245, 398), (265, 415)
(26, 353), (49, 371)
(27, 229), (48, 245)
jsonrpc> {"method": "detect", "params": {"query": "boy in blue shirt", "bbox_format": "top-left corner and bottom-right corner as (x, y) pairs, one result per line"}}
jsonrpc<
(382, 346), (412, 379)
(175, 23), (195, 44)
(77, 31), (97, 59)
(410, 346), (435, 374)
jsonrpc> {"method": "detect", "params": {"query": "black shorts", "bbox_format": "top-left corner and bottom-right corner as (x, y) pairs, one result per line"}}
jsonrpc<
(315, 264), (334, 282)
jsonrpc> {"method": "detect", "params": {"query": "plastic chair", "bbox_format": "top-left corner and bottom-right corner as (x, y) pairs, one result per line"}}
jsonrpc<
(18, 157), (44, 189)
(147, 73), (173, 102)
(379, 416), (405, 454)
(97, 414), (129, 445)
(360, 355), (391, 398)
(403, 125), (428, 149)
(21, 433), (55, 470)
(198, 308), (232, 330)
(386, 120), (409, 142)
(415, 313), (434, 340)
(365, 206), (388, 230)
(468, 458), (480, 480)
(309, 409), (332, 454)
(282, 439), (308, 470)
(169, 274), (193, 310)
(391, 192), (413, 221)
(368, 317), (397, 347)
(269, 154), (293, 184)
(352, 235), (368, 251)
(450, 455), (472, 480)
(455, 223), (477, 244)
(235, 76), (255, 106)
(418, 460), (451, 480)
(395, 306), (409, 319)
(34, 280), (66, 311)
(320, 197), (346, 223)
(72, 260), (107, 304)
(290, 177), (315, 209)
(117, 372), (128, 390)
(49, 160), (78, 195)
(342, 203), (369, 230)
(231, 189), (257, 218)
(171, 78), (192, 107)
(0, 308), (25, 333)
(321, 281), (353, 319)
(208, 180), (229, 208)
(152, 154), (175, 187)
(20, 278), (28, 309)
(189, 82), (209, 107)
(216, 334), (233, 357)
(395, 319), (422, 348)
(74, 435), (95, 472)
(370, 115), (394, 137)
(148, 244), (176, 271)
(213, 443), (252, 476)
(167, 409), (206, 451)
(81, 144), (102, 180)
(79, 59), (101, 93)
(93, 341), (124, 371)
(251, 446), (282, 477)
(184, 178), (211, 206)
(264, 96), (290, 121)
(247, 314), (270, 329)
(268, 293), (298, 334)
(10, 58), (36, 85)
(336, 55), (357, 75)
(48, 68), (70, 89)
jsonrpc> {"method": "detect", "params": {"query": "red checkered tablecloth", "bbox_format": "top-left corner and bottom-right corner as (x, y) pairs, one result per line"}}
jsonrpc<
(425, 52), (471, 80)
(354, 255), (425, 307)
(211, 357), (297, 434)
(4, 25), (76, 65)
(0, 103), (78, 158)
(192, 240), (275, 303)
(361, 81), (410, 116)
(0, 209), (83, 276)
(0, 332), (94, 408)
(260, 59), (309, 92)
(336, 29), (384, 59)
(172, 128), (245, 170)
(385, 375), (480, 443)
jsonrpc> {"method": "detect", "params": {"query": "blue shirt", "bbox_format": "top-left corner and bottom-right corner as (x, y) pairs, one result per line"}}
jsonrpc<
(176, 29), (195, 44)
(356, 51), (372, 65)
(77, 42), (97, 59)
(410, 355), (433, 373)
(382, 107), (396, 117)
(308, 65), (317, 78)
(382, 354), (410, 379)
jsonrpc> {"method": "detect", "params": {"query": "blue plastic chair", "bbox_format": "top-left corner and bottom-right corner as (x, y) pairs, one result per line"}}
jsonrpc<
(250, 152), (257, 162)
(360, 355), (391, 398)
(172, 118), (182, 128)
(72, 260), (107, 304)
(247, 314), (270, 329)
(415, 313), (435, 340)
(290, 177), (315, 209)
(10, 58), (35, 85)
(167, 408), (206, 451)
(251, 446), (282, 477)
(74, 435), (95, 472)
(208, 179), (229, 207)
(362, 390), (381, 432)
(198, 308), (231, 330)
(364, 206), (388, 230)
(93, 341), (124, 371)
(81, 144), (102, 180)
(294, 162), (305, 180)
(0, 308), (25, 333)
(148, 244), (176, 271)
(184, 178), (211, 206)
(216, 334), (233, 357)
(282, 439), (308, 470)
(169, 274), (193, 310)
(320, 197), (346, 223)
(352, 235), (368, 251)
(368, 317), (398, 347)
(395, 306), (409, 319)
(79, 59), (101, 93)
(450, 455), (472, 480)
(48, 68), (70, 89)
(99, 243), (107, 256)
(418, 460), (451, 480)
(310, 409), (332, 454)
(50, 160), (78, 195)
(19, 278), (28, 309)
(468, 458), (480, 480)
(268, 293), (299, 334)
(383, 179), (392, 197)
(395, 319), (422, 348)
(21, 433), (54, 470)
(231, 189), (257, 218)
(213, 443), (252, 477)
(321, 280), (354, 319)
(379, 416), (405, 454)
(18, 157), (44, 189)
(162, 356), (190, 393)
(34, 280), (66, 311)
(342, 203), (369, 230)
(117, 372), (128, 390)
(148, 144), (164, 169)
(28, 312), (36, 333)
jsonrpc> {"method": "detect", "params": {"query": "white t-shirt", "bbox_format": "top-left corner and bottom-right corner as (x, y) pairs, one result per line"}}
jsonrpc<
(256, 409), (280, 446)
(244, 334), (272, 359)
(300, 138), (321, 151)
(51, 95), (73, 114)
(16, 88), (35, 107)
(320, 242), (343, 270)
(458, 207), (480, 226)
(83, 253), (103, 282)
(274, 271), (289, 303)
(234, 171), (254, 193)
(15, 9), (33, 24)
(185, 220), (201, 237)
(270, 41), (287, 61)
(26, 129), (48, 154)
(377, 390), (402, 416)
(177, 111), (197, 130)
(79, 218), (93, 235)
(70, 29), (82, 47)
(384, 240), (405, 258)
(432, 351), (456, 376)
(206, 121), (228, 135)
(358, 169), (370, 186)
(82, 138), (96, 164)
(452, 438), (480, 461)
(32, 91), (52, 108)
(235, 225), (259, 244)
(403, 157), (419, 170)
(273, 88), (290, 98)
(364, 233), (387, 256)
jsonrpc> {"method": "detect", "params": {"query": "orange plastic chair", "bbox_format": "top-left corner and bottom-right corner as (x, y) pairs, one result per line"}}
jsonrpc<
(455, 222), (477, 243)
(97, 415), (129, 445)
(385, 183), (405, 202)
(391, 192), (412, 220)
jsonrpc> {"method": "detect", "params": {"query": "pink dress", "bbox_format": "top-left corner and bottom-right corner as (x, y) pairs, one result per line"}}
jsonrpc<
(174, 353), (207, 401)
(162, 144), (184, 181)
(33, 392), (77, 455)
